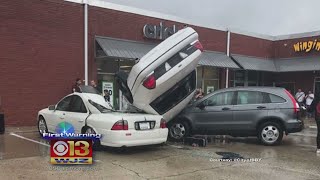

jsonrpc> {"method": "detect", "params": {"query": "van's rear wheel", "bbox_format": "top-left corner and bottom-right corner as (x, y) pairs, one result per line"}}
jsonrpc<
(168, 121), (191, 141)
(258, 122), (283, 146)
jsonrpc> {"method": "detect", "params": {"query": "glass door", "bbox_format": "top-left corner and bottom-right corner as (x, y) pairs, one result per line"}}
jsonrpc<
(197, 66), (220, 95)
(96, 58), (135, 110)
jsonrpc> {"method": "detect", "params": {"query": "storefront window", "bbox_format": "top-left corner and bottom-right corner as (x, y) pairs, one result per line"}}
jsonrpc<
(203, 79), (219, 94)
(233, 70), (259, 87)
(197, 66), (219, 94)
(235, 71), (245, 81)
(234, 70), (245, 87)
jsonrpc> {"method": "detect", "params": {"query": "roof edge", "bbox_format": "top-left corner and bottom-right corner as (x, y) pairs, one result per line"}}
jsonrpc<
(65, 0), (320, 42)
(274, 30), (320, 40)
(65, 0), (227, 31)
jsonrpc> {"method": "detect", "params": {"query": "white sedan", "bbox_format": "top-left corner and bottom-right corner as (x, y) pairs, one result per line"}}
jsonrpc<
(37, 86), (168, 147)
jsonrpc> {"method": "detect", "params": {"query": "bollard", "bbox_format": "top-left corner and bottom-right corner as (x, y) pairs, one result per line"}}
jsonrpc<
(0, 114), (4, 134)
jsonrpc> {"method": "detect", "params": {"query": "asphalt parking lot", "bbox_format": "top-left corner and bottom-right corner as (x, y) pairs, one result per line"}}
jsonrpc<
(0, 126), (320, 180)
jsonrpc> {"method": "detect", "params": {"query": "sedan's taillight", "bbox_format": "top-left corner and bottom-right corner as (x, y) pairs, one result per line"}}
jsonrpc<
(285, 90), (300, 114)
(160, 118), (166, 128)
(143, 73), (156, 89)
(111, 120), (128, 130)
(192, 41), (204, 52)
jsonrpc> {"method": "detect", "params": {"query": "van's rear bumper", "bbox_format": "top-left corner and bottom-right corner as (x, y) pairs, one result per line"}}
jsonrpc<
(286, 119), (304, 133)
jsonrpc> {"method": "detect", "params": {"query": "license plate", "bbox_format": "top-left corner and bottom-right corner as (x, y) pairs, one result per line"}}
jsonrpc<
(139, 122), (150, 130)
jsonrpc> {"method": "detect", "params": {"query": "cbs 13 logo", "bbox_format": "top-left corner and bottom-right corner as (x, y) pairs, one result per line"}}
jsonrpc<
(50, 139), (93, 165)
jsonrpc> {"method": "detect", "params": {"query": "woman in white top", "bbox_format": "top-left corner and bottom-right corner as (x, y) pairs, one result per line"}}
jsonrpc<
(306, 91), (315, 118)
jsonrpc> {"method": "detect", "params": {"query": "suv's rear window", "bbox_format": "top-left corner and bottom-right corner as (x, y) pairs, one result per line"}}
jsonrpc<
(150, 70), (196, 114)
(268, 94), (286, 103)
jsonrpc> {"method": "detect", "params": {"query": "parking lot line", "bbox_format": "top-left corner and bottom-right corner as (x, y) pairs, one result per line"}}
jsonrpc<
(9, 132), (50, 147)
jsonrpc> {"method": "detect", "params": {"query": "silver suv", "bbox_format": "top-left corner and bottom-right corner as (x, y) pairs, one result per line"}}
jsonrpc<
(168, 87), (303, 145)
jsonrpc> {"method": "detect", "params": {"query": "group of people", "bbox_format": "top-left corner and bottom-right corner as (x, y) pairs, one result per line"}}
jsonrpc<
(294, 88), (320, 154)
(71, 78), (110, 102)
(295, 89), (315, 118)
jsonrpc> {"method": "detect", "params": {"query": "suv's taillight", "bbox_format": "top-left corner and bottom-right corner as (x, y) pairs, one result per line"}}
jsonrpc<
(111, 120), (128, 130)
(285, 90), (300, 114)
(192, 41), (204, 52)
(143, 73), (156, 89)
(160, 118), (166, 128)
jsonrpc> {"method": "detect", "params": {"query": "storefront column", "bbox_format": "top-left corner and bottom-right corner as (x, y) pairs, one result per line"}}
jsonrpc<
(220, 68), (226, 89)
(226, 30), (231, 88)
(83, 0), (89, 85)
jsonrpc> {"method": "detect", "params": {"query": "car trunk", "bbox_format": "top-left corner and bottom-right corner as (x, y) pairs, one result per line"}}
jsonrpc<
(112, 112), (162, 130)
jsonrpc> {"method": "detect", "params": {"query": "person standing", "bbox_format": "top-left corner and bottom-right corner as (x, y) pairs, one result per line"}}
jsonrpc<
(90, 80), (97, 88)
(295, 89), (305, 107)
(72, 78), (82, 93)
(305, 91), (315, 118)
(90, 80), (100, 93)
(310, 95), (320, 154)
(194, 88), (204, 101)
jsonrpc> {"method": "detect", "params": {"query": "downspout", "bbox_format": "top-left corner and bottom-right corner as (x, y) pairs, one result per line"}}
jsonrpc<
(226, 30), (231, 88)
(83, 0), (89, 85)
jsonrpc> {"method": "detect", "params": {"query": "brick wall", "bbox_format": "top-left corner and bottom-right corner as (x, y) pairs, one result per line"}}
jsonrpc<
(230, 33), (274, 58)
(0, 0), (84, 126)
(273, 72), (316, 93)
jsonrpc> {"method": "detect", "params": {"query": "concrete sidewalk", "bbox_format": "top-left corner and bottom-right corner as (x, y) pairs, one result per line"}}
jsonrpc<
(302, 118), (317, 129)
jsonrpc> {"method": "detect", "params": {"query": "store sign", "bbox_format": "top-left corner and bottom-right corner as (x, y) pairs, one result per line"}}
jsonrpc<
(143, 22), (178, 40)
(206, 86), (215, 94)
(102, 82), (114, 107)
(293, 39), (320, 52)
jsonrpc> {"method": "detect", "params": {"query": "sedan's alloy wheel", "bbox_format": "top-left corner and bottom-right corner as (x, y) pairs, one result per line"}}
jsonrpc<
(38, 118), (47, 135)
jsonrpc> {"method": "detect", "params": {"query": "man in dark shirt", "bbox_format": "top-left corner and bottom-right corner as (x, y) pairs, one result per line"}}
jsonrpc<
(90, 80), (100, 93)
(72, 78), (82, 93)
(310, 94), (320, 154)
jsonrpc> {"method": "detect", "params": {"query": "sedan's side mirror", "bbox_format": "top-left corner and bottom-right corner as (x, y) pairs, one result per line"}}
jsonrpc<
(48, 105), (55, 111)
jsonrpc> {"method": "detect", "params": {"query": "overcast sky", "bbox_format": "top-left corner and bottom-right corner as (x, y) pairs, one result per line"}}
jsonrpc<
(103, 0), (320, 36)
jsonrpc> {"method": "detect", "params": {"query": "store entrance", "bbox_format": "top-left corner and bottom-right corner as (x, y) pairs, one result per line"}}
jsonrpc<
(96, 58), (135, 110)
